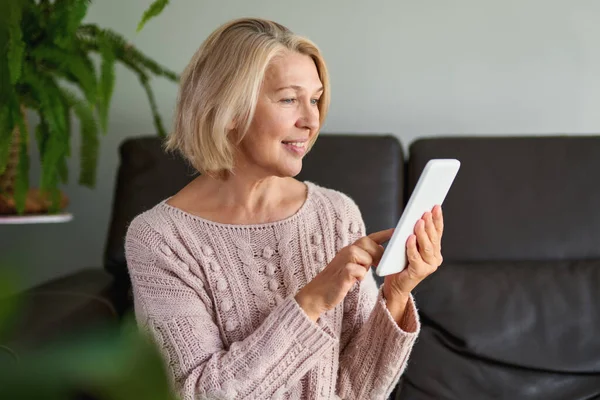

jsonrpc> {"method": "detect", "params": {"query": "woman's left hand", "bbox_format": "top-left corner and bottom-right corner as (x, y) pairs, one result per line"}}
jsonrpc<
(383, 205), (445, 310)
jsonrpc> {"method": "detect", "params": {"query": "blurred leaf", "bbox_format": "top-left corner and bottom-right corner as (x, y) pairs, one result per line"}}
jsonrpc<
(12, 106), (29, 214)
(34, 114), (49, 170)
(49, 0), (92, 49)
(97, 31), (115, 133)
(21, 66), (68, 195)
(0, 271), (21, 341)
(0, 18), (19, 178)
(0, 315), (177, 400)
(0, 103), (16, 177)
(6, 0), (25, 84)
(60, 88), (99, 187)
(137, 0), (170, 32)
(31, 46), (98, 106)
(140, 75), (166, 137)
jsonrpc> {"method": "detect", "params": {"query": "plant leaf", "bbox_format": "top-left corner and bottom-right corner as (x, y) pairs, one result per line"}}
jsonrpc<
(139, 75), (167, 137)
(50, 0), (92, 49)
(137, 0), (170, 32)
(83, 25), (179, 81)
(97, 31), (115, 133)
(21, 66), (68, 196)
(61, 88), (99, 187)
(0, 14), (19, 175)
(124, 41), (179, 81)
(12, 107), (29, 214)
(6, 0), (25, 84)
(0, 105), (16, 178)
(31, 46), (97, 106)
(35, 114), (49, 171)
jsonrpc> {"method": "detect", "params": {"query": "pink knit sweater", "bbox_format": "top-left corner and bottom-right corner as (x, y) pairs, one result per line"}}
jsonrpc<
(125, 181), (420, 400)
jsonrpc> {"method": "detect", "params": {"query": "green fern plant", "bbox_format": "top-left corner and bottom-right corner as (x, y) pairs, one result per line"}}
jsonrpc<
(0, 0), (178, 214)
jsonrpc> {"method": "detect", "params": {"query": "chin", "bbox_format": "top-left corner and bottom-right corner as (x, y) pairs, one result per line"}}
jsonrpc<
(274, 161), (303, 178)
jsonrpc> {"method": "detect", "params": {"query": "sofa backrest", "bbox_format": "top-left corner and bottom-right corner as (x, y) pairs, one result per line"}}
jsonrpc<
(407, 136), (600, 261)
(398, 136), (600, 400)
(104, 137), (196, 284)
(104, 134), (404, 288)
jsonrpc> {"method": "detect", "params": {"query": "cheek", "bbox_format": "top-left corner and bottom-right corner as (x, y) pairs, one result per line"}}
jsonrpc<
(263, 117), (294, 142)
(254, 103), (297, 136)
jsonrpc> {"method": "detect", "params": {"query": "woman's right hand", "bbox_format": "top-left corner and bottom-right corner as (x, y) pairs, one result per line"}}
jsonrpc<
(295, 228), (395, 322)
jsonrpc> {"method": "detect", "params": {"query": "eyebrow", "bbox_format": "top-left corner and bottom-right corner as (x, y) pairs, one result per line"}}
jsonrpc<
(276, 85), (324, 93)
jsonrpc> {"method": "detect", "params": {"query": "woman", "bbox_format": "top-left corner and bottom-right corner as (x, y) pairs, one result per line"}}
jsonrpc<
(125, 17), (444, 400)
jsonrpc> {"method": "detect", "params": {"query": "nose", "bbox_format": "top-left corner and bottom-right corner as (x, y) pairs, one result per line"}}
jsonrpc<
(295, 101), (320, 132)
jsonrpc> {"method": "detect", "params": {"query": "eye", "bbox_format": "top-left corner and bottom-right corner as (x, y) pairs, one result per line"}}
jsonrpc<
(311, 98), (320, 106)
(281, 98), (297, 104)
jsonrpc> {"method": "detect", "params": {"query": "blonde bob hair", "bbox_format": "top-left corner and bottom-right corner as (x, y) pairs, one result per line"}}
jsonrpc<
(165, 18), (330, 177)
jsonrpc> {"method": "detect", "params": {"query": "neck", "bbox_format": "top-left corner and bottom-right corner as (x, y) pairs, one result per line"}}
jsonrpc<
(197, 171), (287, 215)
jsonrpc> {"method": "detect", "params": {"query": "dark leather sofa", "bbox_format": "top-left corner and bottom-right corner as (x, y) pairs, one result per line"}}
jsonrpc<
(2, 134), (599, 399)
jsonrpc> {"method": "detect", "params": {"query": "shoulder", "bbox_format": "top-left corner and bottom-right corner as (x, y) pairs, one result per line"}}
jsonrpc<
(307, 181), (362, 218)
(125, 203), (169, 247)
(124, 205), (170, 267)
(306, 181), (365, 236)
(124, 200), (196, 264)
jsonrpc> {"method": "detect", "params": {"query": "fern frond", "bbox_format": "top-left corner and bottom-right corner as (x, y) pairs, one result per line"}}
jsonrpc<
(137, 0), (170, 32)
(97, 31), (115, 133)
(50, 0), (92, 49)
(12, 107), (29, 214)
(77, 25), (174, 136)
(6, 0), (25, 84)
(0, 19), (18, 177)
(60, 88), (99, 187)
(35, 114), (49, 172)
(59, 87), (72, 185)
(123, 42), (179, 81)
(31, 46), (97, 105)
(139, 75), (166, 137)
(79, 24), (179, 81)
(0, 103), (17, 178)
(21, 66), (68, 192)
(115, 57), (168, 137)
(0, 12), (15, 103)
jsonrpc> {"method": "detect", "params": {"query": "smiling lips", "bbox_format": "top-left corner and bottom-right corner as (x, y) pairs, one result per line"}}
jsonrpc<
(282, 139), (307, 155)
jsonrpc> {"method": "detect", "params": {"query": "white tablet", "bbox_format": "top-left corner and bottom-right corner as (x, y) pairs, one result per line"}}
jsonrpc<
(375, 159), (460, 277)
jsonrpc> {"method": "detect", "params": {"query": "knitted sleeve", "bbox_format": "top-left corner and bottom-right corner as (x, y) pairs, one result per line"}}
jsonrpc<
(125, 216), (336, 400)
(335, 196), (421, 399)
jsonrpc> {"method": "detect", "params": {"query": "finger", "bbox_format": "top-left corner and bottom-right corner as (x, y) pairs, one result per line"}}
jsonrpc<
(424, 211), (443, 263)
(423, 212), (440, 248)
(345, 262), (369, 282)
(406, 234), (434, 281)
(415, 219), (436, 265)
(406, 234), (424, 269)
(432, 205), (444, 238)
(347, 244), (373, 268)
(354, 236), (385, 266)
(367, 228), (395, 245)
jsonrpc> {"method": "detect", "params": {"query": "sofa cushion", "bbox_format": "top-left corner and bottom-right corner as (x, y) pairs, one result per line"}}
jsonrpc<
(1, 269), (117, 357)
(398, 260), (600, 400)
(398, 136), (600, 400)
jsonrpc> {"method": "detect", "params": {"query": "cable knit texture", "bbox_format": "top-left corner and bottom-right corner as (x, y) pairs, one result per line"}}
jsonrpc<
(125, 181), (420, 400)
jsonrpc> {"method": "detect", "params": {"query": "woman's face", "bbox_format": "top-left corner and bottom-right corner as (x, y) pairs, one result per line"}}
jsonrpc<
(237, 51), (323, 178)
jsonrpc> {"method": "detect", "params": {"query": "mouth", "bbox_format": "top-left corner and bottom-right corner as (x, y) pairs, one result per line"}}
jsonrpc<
(281, 140), (307, 155)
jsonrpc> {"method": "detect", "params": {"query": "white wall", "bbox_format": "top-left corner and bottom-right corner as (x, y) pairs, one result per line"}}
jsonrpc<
(2, 0), (600, 293)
